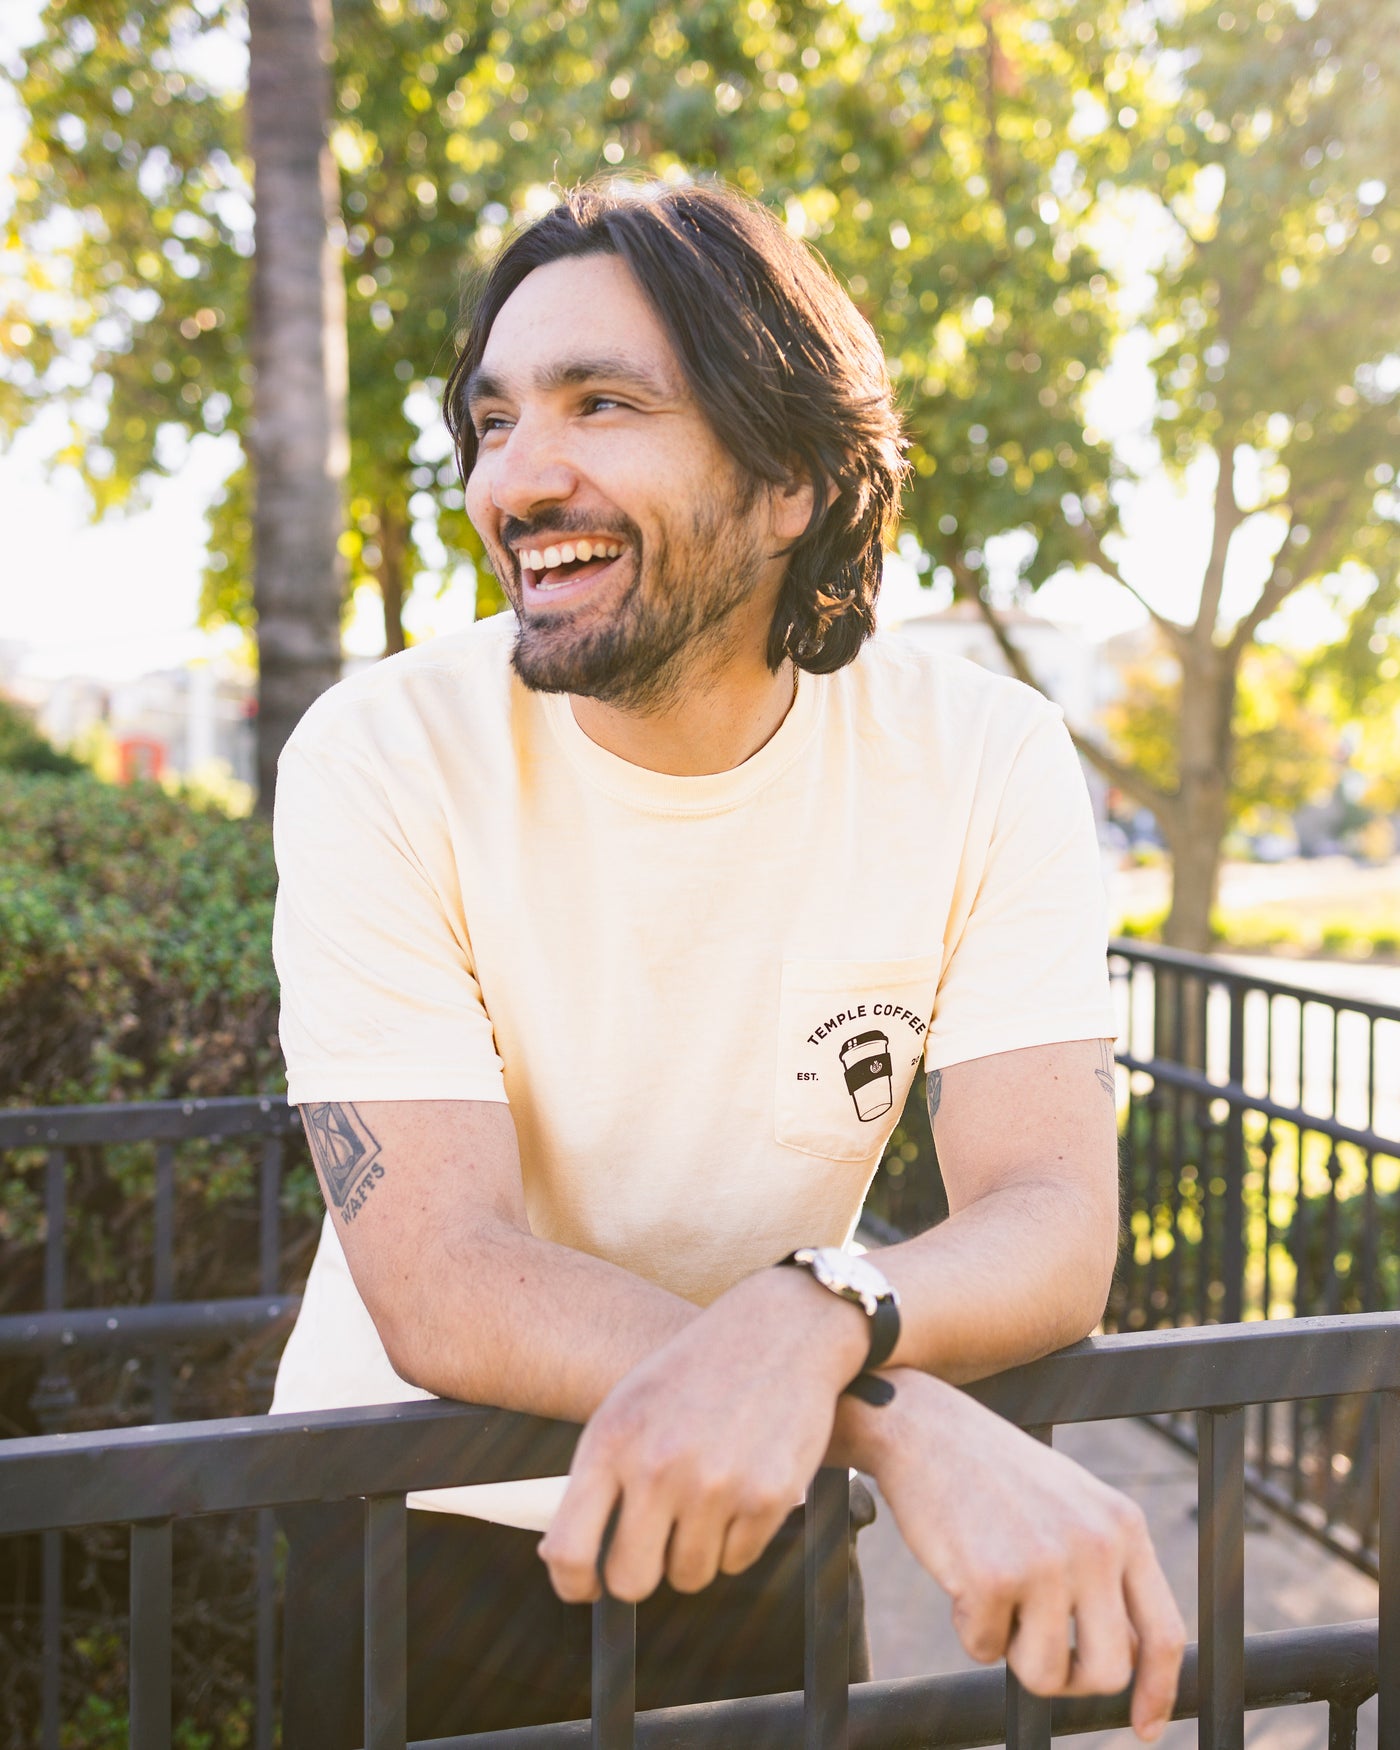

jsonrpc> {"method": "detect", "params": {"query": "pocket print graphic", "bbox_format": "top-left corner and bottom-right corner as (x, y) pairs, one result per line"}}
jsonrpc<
(775, 954), (942, 1161)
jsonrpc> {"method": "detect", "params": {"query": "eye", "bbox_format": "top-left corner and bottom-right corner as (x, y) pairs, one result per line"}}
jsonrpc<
(582, 394), (627, 415)
(474, 413), (512, 439)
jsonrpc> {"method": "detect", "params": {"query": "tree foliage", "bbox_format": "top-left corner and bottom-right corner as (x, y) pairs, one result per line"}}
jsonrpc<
(3, 0), (1396, 927)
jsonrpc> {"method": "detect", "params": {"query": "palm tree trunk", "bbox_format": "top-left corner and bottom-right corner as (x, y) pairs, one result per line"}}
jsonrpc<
(379, 498), (407, 656)
(246, 0), (348, 811)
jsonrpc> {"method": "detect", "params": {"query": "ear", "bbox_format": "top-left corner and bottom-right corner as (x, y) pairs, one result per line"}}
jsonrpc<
(768, 468), (837, 545)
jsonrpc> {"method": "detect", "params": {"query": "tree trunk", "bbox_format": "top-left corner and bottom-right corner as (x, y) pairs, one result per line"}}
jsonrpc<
(379, 498), (407, 657)
(1163, 642), (1237, 954)
(246, 0), (348, 812)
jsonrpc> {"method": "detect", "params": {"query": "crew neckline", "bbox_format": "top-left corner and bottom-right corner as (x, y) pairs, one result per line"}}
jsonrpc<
(540, 669), (825, 814)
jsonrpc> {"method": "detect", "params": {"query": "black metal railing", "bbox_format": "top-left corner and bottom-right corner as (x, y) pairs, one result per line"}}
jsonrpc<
(2, 1315), (1397, 1748)
(0, 1097), (306, 1750)
(1106, 940), (1400, 1571)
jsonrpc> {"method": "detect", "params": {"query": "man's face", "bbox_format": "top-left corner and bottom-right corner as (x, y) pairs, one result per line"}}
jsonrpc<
(463, 252), (792, 710)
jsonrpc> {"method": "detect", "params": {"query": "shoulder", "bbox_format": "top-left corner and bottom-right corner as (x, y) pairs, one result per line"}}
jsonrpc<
(280, 613), (518, 773)
(832, 631), (1064, 765)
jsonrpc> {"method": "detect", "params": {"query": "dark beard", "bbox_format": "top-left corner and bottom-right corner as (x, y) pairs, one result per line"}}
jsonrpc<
(504, 493), (767, 713)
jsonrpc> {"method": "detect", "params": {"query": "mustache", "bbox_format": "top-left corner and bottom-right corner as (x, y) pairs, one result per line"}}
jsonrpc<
(500, 512), (638, 548)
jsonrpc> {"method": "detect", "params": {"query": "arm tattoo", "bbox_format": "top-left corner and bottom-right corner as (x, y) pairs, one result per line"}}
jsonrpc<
(926, 1068), (943, 1130)
(302, 1102), (387, 1227)
(1095, 1040), (1117, 1101)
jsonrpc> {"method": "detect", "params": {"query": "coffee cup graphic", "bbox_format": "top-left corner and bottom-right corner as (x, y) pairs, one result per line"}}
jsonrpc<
(840, 1031), (893, 1121)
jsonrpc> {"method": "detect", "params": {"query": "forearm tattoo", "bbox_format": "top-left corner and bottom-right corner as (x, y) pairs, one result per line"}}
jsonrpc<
(1095, 1040), (1117, 1102)
(302, 1102), (387, 1227)
(926, 1068), (943, 1131)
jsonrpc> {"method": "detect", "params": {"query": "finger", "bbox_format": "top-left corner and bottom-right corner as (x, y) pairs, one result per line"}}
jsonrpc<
(949, 1573), (1017, 1668)
(538, 1467), (620, 1604)
(1062, 1580), (1135, 1698)
(601, 1482), (678, 1604)
(1003, 1582), (1074, 1696)
(1123, 1544), (1187, 1741)
(664, 1508), (728, 1595)
(717, 1501), (793, 1578)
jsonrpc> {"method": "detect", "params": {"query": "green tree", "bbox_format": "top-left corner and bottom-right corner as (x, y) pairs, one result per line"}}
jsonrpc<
(979, 0), (1400, 949)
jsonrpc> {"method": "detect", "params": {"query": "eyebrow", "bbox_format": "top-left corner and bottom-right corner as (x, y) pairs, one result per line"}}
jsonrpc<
(463, 353), (677, 411)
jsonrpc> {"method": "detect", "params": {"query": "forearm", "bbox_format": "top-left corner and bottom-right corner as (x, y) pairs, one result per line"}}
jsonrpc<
(873, 1172), (1118, 1384)
(380, 1213), (699, 1423)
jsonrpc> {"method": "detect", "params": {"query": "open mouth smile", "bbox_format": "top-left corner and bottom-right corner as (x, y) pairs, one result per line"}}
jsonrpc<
(516, 537), (628, 603)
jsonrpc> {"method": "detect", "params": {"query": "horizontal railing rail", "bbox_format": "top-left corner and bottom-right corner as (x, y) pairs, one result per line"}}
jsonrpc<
(4, 1315), (1399, 1750)
(1, 1093), (306, 1750)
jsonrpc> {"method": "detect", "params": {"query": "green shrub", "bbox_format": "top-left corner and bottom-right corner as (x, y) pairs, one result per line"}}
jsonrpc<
(0, 696), (85, 777)
(0, 772), (281, 1106)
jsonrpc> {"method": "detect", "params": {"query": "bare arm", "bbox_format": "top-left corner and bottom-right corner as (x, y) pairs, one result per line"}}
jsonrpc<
(301, 1096), (700, 1423)
(870, 1035), (1122, 1383)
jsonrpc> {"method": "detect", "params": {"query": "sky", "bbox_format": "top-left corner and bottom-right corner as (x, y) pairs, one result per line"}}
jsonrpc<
(0, 3), (1349, 686)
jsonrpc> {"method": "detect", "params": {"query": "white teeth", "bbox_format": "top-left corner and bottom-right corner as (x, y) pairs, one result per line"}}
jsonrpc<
(558, 541), (576, 565)
(575, 540), (593, 562)
(523, 548), (543, 571)
(543, 545), (561, 568)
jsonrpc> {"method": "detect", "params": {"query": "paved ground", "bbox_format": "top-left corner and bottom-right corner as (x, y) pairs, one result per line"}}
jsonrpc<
(859, 1416), (1379, 1748)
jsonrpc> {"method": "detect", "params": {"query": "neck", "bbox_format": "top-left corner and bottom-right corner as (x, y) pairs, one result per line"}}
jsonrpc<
(568, 653), (799, 776)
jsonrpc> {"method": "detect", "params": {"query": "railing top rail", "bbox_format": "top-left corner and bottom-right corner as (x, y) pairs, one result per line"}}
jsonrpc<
(4, 1315), (1398, 1537)
(1108, 936), (1400, 1023)
(0, 1094), (299, 1149)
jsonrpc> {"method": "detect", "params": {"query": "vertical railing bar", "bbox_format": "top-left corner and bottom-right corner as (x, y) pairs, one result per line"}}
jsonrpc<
(591, 1589), (636, 1750)
(152, 1142), (175, 1422)
(364, 1494), (408, 1750)
(804, 1465), (849, 1750)
(259, 1134), (283, 1295)
(41, 1146), (68, 1750)
(255, 1508), (277, 1750)
(41, 1528), (62, 1750)
(44, 1146), (67, 1309)
(1198, 1406), (1246, 1750)
(1327, 1699), (1359, 1750)
(130, 1518), (174, 1750)
(1222, 985), (1245, 1324)
(1378, 1391), (1400, 1747)
(1004, 1425), (1054, 1750)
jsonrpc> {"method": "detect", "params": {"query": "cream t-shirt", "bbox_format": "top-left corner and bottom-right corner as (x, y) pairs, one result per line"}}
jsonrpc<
(269, 612), (1115, 1527)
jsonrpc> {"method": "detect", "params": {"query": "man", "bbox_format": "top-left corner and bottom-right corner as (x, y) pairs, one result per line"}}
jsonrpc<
(270, 178), (1185, 1743)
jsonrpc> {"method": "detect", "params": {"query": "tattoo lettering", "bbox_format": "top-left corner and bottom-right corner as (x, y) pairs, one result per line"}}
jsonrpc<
(302, 1102), (387, 1226)
(926, 1068), (943, 1129)
(1095, 1040), (1118, 1101)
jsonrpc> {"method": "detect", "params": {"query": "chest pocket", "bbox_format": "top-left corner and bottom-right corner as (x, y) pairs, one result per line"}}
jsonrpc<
(775, 953), (942, 1161)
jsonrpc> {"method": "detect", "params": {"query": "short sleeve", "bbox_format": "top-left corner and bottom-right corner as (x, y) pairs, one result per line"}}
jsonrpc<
(272, 740), (508, 1106)
(923, 707), (1116, 1073)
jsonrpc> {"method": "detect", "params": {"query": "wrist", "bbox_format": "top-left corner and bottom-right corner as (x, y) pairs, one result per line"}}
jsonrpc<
(736, 1263), (871, 1386)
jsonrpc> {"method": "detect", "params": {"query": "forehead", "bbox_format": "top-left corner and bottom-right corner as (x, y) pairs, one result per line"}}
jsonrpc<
(476, 253), (684, 395)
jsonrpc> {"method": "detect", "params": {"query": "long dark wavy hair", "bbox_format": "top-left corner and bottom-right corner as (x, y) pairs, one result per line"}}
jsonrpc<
(443, 179), (908, 675)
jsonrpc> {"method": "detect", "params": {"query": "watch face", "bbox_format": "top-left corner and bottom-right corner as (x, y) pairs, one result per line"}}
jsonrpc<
(808, 1247), (892, 1303)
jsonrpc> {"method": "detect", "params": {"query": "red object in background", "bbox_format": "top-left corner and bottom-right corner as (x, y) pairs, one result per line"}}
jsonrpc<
(116, 737), (166, 783)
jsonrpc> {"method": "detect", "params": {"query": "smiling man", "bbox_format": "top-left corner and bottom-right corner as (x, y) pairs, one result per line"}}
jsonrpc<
(269, 180), (1184, 1744)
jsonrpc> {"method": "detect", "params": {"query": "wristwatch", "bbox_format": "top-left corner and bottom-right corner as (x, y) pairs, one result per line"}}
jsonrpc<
(777, 1246), (901, 1371)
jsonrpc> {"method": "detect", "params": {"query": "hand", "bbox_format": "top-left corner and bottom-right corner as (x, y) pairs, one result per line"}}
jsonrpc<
(848, 1370), (1184, 1742)
(538, 1266), (867, 1604)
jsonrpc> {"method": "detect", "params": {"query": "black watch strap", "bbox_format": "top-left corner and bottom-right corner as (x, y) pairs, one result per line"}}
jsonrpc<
(778, 1249), (901, 1372)
(862, 1292), (901, 1370)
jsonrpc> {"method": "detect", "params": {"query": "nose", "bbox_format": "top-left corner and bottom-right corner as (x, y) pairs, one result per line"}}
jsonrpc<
(485, 413), (579, 521)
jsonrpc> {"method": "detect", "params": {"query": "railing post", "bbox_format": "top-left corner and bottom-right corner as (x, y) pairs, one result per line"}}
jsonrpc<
(364, 1494), (408, 1750)
(1327, 1699), (1359, 1750)
(1005, 1426), (1054, 1750)
(804, 1465), (850, 1750)
(1379, 1391), (1400, 1745)
(130, 1518), (173, 1750)
(36, 1145), (72, 1750)
(591, 1589), (636, 1749)
(152, 1142), (175, 1422)
(1221, 985), (1246, 1324)
(1198, 1406), (1246, 1750)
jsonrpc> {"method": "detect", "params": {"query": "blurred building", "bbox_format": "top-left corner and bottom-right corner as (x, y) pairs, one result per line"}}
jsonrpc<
(2, 651), (256, 789)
